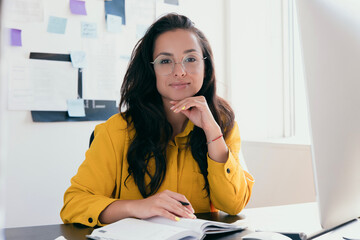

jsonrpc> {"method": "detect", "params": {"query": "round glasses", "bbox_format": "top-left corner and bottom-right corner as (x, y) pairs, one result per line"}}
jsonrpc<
(150, 53), (207, 76)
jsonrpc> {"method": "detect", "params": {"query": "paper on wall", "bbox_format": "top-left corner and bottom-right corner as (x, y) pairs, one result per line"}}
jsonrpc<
(81, 35), (123, 102)
(67, 99), (86, 117)
(8, 60), (78, 111)
(3, 0), (44, 23)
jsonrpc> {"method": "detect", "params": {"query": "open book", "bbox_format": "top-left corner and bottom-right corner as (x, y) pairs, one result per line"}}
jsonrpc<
(86, 216), (247, 240)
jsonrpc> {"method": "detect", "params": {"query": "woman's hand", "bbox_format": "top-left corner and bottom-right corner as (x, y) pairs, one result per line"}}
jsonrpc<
(132, 190), (196, 221)
(99, 190), (196, 224)
(170, 96), (218, 133)
(170, 96), (228, 163)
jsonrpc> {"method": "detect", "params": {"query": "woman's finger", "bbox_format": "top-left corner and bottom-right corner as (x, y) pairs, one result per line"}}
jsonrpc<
(155, 208), (181, 221)
(161, 190), (196, 216)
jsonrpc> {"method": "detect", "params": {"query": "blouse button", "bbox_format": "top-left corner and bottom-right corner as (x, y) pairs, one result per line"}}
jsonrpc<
(226, 168), (231, 173)
(88, 217), (93, 223)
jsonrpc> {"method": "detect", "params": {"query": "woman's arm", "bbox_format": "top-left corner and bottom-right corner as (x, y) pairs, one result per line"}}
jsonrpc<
(207, 122), (254, 214)
(170, 98), (254, 214)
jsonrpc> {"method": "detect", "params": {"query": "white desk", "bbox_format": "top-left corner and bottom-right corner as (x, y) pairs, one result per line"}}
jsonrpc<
(242, 202), (360, 239)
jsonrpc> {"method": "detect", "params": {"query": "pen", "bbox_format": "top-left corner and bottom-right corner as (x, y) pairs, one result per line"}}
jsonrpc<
(179, 201), (189, 206)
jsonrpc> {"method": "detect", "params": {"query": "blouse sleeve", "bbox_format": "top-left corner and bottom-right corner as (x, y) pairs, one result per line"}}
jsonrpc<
(60, 123), (121, 227)
(206, 122), (254, 215)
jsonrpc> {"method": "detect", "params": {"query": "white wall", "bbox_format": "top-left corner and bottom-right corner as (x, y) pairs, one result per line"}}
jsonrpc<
(2, 0), (226, 228)
(0, 0), (7, 236)
(242, 141), (316, 208)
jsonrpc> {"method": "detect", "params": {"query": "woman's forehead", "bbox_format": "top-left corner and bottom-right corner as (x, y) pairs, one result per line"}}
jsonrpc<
(153, 29), (202, 57)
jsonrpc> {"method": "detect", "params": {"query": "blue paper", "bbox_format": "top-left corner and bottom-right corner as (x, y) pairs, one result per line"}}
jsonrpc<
(81, 22), (97, 38)
(164, 0), (179, 5)
(47, 16), (67, 34)
(105, 0), (125, 25)
(67, 99), (86, 117)
(70, 51), (87, 68)
(106, 14), (122, 33)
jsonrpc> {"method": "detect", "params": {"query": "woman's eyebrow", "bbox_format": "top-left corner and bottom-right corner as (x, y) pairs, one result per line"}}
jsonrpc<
(154, 52), (173, 59)
(154, 49), (200, 59)
(183, 49), (198, 54)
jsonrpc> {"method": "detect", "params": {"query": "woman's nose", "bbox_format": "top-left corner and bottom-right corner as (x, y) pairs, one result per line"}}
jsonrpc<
(173, 62), (186, 77)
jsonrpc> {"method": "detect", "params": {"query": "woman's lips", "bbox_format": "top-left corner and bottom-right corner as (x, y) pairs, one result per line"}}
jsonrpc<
(170, 82), (190, 89)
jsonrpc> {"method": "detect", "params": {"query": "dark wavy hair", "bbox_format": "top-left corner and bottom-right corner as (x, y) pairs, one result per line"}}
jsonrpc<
(120, 13), (235, 198)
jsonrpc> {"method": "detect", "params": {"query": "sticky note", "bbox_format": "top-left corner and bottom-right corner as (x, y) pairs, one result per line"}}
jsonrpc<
(67, 99), (86, 117)
(47, 16), (67, 34)
(104, 0), (125, 25)
(70, 0), (87, 15)
(70, 51), (87, 68)
(81, 22), (97, 38)
(164, 0), (179, 5)
(10, 29), (22, 46)
(106, 14), (122, 33)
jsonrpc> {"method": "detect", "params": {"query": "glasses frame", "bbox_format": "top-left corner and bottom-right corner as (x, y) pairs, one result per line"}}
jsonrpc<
(150, 54), (207, 76)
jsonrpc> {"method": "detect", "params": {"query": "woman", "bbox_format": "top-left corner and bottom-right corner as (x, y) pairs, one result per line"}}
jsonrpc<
(60, 13), (254, 227)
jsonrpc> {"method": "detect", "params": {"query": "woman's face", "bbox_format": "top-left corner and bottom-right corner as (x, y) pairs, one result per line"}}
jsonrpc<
(152, 29), (205, 103)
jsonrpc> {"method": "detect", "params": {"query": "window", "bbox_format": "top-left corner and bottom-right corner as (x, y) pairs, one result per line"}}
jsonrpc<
(227, 0), (309, 144)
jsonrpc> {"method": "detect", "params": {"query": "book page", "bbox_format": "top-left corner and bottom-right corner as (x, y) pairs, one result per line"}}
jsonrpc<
(147, 216), (205, 233)
(147, 216), (245, 235)
(88, 218), (198, 240)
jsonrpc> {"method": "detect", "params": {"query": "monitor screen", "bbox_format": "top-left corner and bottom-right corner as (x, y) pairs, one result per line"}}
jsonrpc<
(296, 0), (360, 230)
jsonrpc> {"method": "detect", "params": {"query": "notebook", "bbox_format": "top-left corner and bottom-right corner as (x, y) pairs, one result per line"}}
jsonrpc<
(86, 216), (247, 240)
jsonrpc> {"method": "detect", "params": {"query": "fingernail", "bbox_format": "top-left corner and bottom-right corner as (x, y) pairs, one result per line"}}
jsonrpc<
(181, 106), (186, 110)
(175, 217), (180, 221)
(170, 106), (174, 110)
(188, 213), (196, 219)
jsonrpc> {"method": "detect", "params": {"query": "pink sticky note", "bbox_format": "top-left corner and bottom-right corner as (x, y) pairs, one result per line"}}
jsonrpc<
(70, 0), (87, 15)
(10, 29), (22, 47)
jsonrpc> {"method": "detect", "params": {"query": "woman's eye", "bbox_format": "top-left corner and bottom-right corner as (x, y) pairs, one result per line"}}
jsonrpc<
(159, 59), (173, 64)
(184, 57), (197, 63)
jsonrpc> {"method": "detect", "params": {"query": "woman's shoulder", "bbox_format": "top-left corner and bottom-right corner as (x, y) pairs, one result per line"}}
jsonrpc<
(95, 113), (132, 134)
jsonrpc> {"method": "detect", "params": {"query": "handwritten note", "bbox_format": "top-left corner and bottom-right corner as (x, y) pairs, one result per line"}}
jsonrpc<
(47, 16), (67, 34)
(10, 29), (22, 46)
(70, 0), (87, 15)
(70, 51), (87, 68)
(67, 99), (86, 117)
(81, 22), (97, 38)
(106, 14), (122, 33)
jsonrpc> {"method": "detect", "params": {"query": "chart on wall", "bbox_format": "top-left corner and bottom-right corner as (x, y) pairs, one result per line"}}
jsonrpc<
(2, 0), (181, 122)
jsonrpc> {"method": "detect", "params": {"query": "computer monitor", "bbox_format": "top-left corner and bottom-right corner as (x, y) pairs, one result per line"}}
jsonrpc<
(295, 0), (360, 231)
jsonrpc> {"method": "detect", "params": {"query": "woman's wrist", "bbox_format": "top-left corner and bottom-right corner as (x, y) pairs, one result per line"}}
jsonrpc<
(204, 124), (222, 143)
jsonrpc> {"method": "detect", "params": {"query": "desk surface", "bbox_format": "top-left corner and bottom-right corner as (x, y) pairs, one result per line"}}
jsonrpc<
(4, 212), (251, 240)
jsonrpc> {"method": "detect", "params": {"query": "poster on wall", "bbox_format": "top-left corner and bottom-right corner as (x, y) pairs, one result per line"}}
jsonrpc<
(3, 0), (185, 122)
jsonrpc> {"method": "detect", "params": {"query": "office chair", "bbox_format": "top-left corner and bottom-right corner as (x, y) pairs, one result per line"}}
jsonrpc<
(89, 130), (95, 148)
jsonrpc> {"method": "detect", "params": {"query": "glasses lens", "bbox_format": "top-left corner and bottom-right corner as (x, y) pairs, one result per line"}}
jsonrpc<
(182, 53), (203, 74)
(152, 53), (204, 76)
(153, 56), (174, 76)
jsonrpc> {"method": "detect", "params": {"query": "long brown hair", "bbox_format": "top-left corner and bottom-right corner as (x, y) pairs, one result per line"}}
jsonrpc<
(120, 13), (234, 198)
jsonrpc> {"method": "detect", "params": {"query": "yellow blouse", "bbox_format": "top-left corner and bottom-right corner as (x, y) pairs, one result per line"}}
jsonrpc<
(60, 114), (254, 227)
